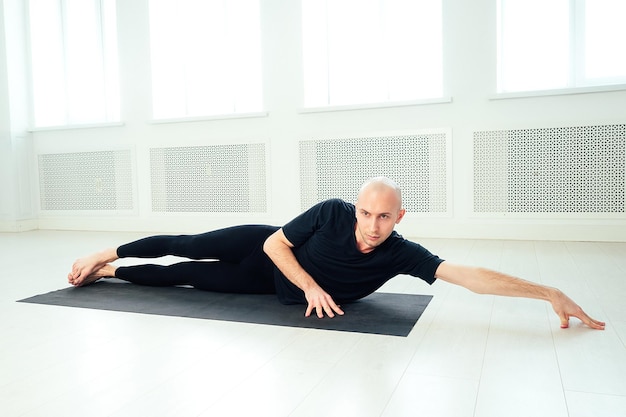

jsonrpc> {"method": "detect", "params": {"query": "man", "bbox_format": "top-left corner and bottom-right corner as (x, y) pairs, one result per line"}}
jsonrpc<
(69, 177), (605, 330)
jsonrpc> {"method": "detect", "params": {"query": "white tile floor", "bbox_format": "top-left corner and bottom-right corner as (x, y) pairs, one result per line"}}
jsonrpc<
(1, 230), (625, 417)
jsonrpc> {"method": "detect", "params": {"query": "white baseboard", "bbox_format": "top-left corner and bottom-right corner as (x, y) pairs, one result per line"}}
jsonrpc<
(0, 218), (39, 232)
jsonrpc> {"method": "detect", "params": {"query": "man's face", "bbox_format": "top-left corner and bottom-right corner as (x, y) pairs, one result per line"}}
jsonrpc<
(354, 188), (405, 253)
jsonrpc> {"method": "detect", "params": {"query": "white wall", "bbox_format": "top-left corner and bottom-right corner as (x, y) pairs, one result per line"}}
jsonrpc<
(3, 0), (626, 240)
(0, 0), (37, 232)
(0, 0), (11, 225)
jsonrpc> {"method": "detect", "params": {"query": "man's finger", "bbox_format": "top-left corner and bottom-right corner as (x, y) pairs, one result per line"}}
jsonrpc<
(560, 313), (570, 329)
(305, 303), (314, 317)
(332, 303), (344, 316)
(321, 297), (343, 318)
(576, 313), (606, 330)
(585, 318), (606, 330)
(310, 300), (326, 318)
(317, 298), (333, 318)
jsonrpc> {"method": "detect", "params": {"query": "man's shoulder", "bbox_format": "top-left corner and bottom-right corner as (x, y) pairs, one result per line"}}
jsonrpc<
(302, 199), (354, 229)
(317, 199), (355, 217)
(318, 198), (354, 209)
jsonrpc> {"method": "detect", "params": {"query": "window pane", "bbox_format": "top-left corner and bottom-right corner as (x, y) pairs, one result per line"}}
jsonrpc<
(149, 0), (263, 119)
(29, 0), (120, 127)
(229, 0), (263, 112)
(498, 0), (626, 93)
(384, 0), (443, 101)
(182, 0), (231, 116)
(301, 0), (329, 107)
(102, 0), (121, 122)
(327, 0), (386, 105)
(29, 0), (66, 126)
(149, 0), (187, 118)
(65, 0), (106, 123)
(302, 0), (443, 107)
(584, 0), (626, 81)
(498, 0), (569, 92)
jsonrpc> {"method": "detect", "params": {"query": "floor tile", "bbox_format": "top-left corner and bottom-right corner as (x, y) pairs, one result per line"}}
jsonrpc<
(382, 373), (479, 417)
(565, 391), (626, 417)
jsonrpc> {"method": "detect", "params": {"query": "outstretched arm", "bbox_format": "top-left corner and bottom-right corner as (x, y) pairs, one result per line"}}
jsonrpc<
(263, 228), (344, 318)
(435, 262), (605, 330)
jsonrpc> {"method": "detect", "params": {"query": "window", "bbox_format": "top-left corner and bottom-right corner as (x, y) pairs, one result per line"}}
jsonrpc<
(301, 0), (444, 108)
(497, 0), (626, 93)
(149, 0), (263, 120)
(28, 0), (120, 128)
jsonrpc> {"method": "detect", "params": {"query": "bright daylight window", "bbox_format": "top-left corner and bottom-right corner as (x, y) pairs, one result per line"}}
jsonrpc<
(302, 0), (444, 108)
(497, 0), (626, 93)
(149, 0), (263, 120)
(29, 0), (120, 128)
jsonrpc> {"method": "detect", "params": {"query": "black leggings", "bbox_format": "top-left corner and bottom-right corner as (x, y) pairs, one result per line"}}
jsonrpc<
(114, 225), (279, 294)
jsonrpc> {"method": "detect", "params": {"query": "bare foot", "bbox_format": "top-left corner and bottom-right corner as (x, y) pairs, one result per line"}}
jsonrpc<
(68, 248), (118, 286)
(68, 264), (117, 287)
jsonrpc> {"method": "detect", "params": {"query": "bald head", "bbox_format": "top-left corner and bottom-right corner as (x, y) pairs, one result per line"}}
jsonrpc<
(357, 177), (403, 210)
(353, 177), (405, 253)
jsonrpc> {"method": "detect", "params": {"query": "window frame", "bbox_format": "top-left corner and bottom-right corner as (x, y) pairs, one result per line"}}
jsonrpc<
(148, 0), (264, 122)
(300, 0), (447, 111)
(495, 0), (626, 97)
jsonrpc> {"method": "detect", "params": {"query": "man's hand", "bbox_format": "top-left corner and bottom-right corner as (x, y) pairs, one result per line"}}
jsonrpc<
(263, 229), (345, 319)
(550, 289), (605, 330)
(304, 285), (344, 318)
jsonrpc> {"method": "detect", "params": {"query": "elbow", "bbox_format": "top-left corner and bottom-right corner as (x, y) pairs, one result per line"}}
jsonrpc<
(263, 229), (294, 260)
(263, 230), (283, 258)
(262, 234), (274, 256)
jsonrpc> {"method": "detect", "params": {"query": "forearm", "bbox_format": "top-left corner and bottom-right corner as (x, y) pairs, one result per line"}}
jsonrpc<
(436, 262), (558, 302)
(473, 267), (557, 300)
(262, 230), (320, 292)
(264, 229), (344, 318)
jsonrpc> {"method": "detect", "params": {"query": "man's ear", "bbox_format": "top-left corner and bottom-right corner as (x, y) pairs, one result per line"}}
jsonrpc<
(396, 208), (406, 224)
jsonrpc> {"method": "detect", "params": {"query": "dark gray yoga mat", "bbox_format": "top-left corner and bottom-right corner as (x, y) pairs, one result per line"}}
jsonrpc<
(18, 279), (432, 337)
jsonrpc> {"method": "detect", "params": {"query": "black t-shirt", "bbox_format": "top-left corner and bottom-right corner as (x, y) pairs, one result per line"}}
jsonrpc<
(273, 199), (444, 304)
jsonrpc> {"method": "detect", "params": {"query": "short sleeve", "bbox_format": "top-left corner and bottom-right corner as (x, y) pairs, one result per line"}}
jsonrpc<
(282, 199), (349, 247)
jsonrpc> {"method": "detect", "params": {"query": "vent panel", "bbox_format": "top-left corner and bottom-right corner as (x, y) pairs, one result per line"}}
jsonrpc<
(474, 124), (626, 214)
(38, 150), (134, 211)
(299, 133), (449, 213)
(150, 144), (267, 213)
